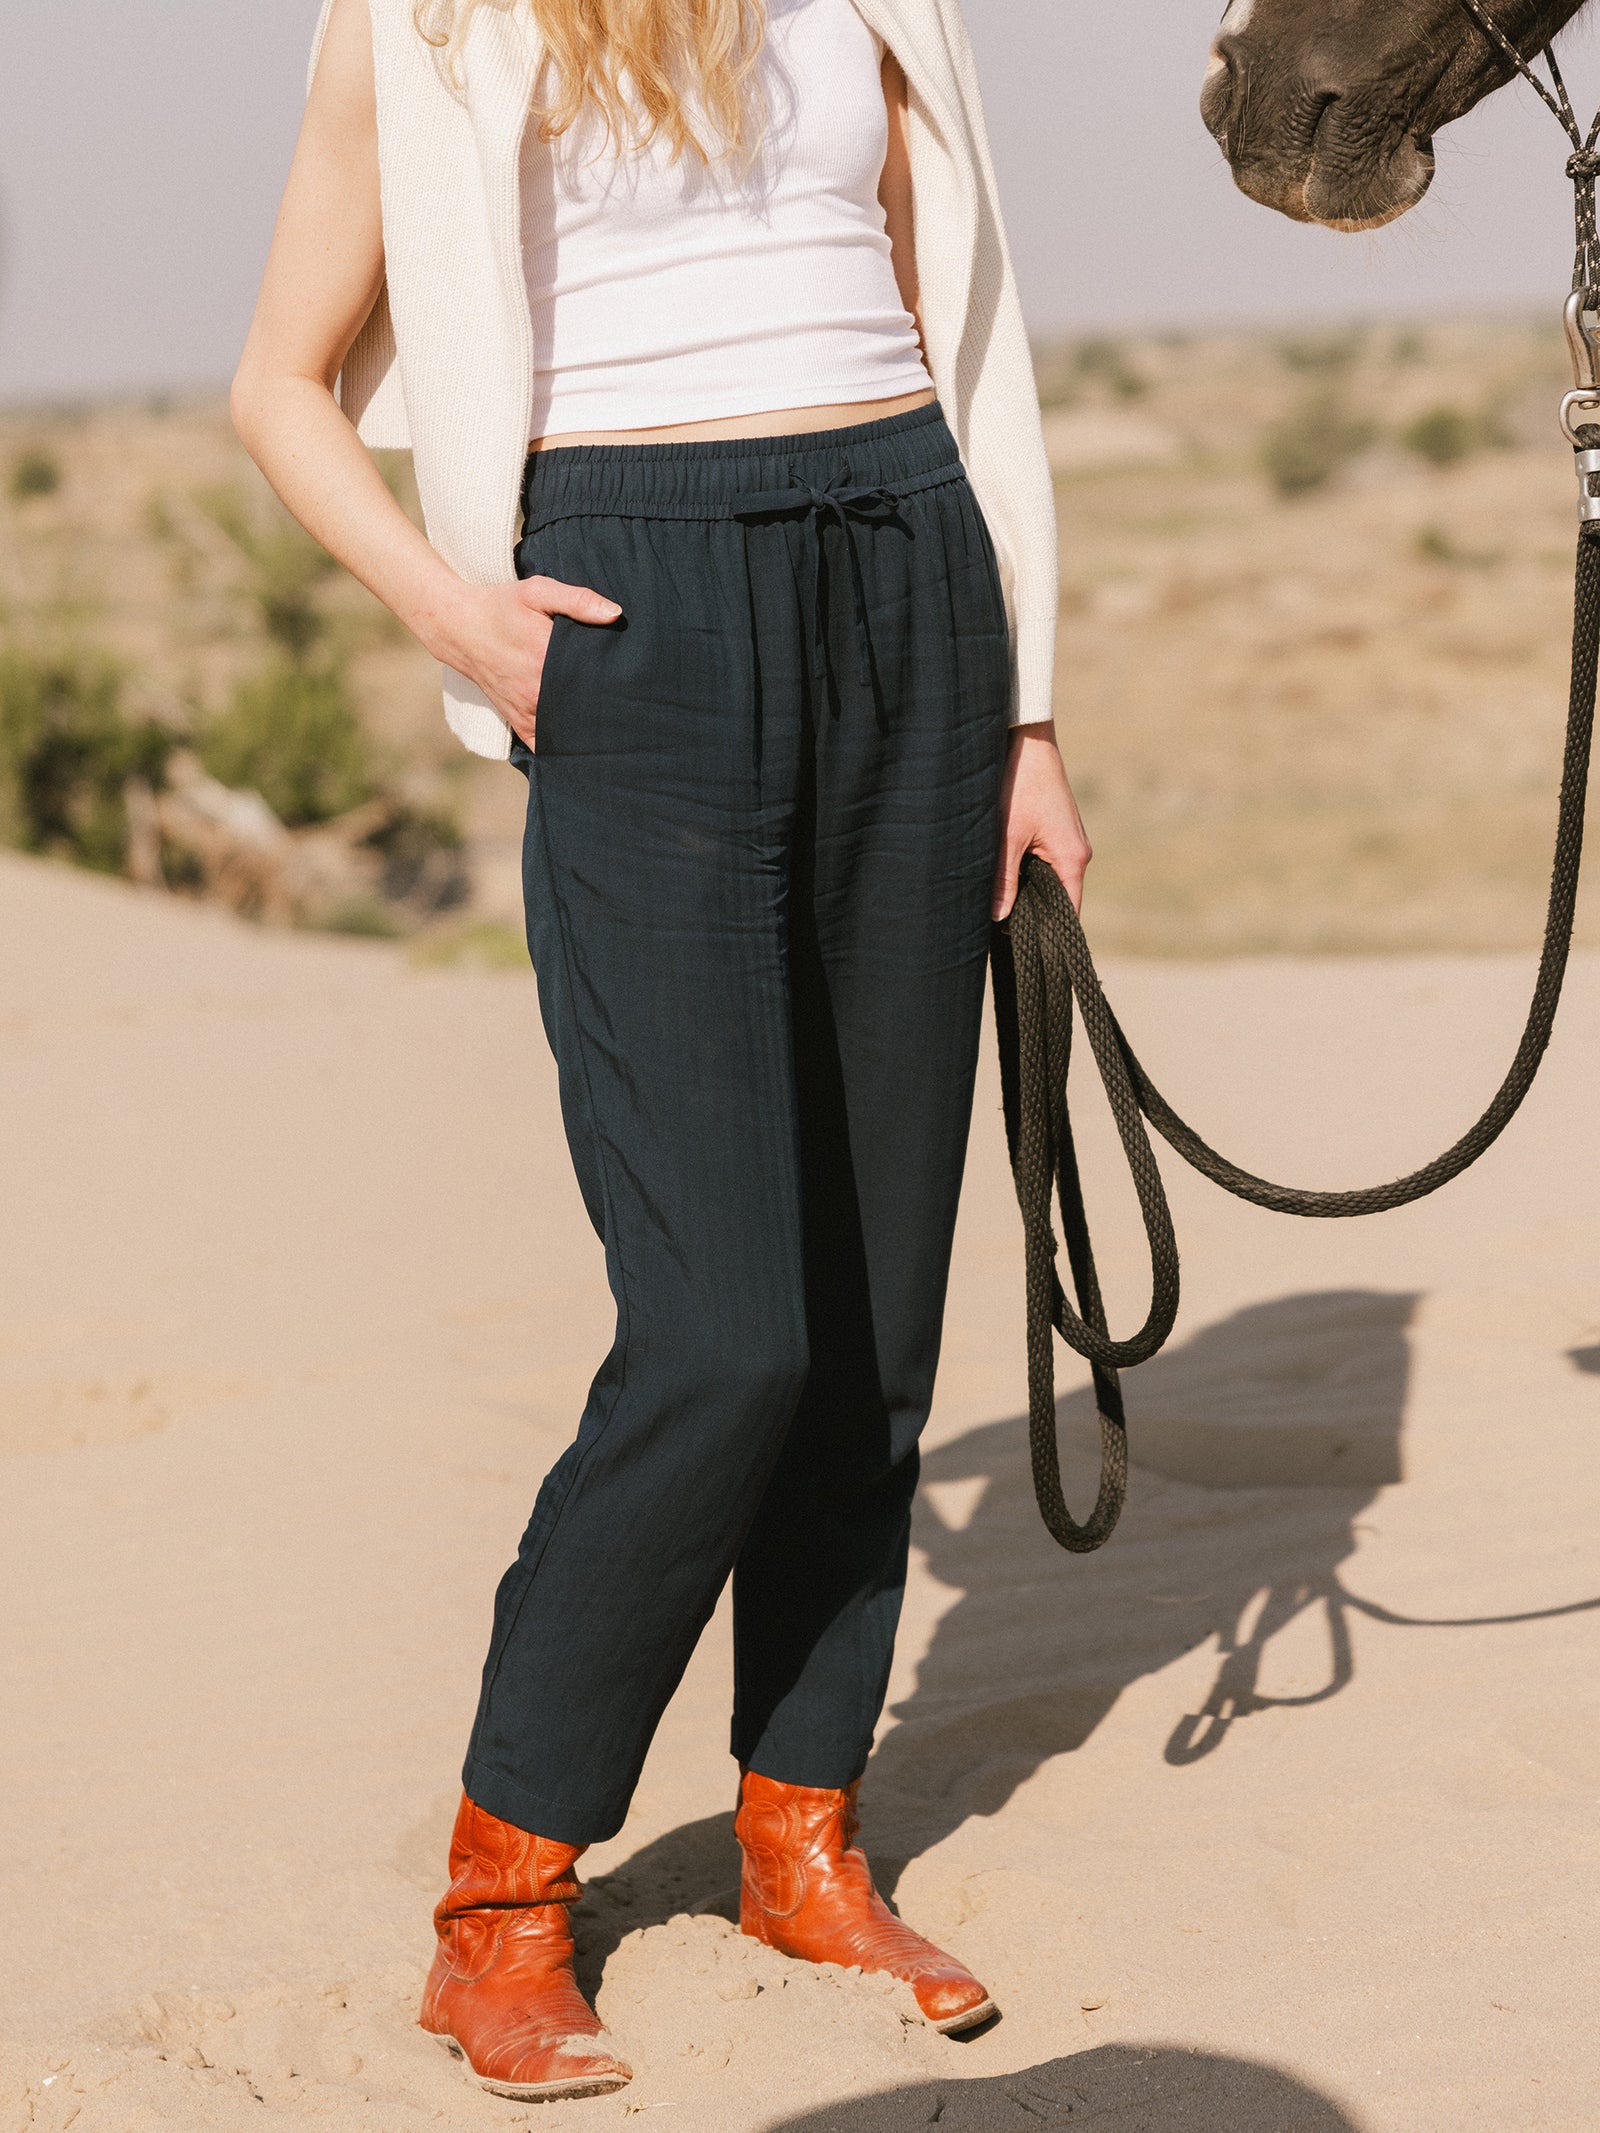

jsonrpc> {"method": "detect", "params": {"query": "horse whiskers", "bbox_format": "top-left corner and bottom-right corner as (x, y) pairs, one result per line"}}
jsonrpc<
(1206, 0), (1593, 229)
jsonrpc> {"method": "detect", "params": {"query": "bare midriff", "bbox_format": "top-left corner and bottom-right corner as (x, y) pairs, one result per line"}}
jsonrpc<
(529, 386), (936, 452)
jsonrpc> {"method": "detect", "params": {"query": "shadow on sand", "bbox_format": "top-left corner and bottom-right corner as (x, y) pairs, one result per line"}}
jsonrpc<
(759, 2044), (1363, 2130)
(578, 1289), (1413, 1979)
(860, 1288), (1416, 1889)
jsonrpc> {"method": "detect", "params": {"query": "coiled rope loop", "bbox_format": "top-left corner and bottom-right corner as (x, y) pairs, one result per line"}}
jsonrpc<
(992, 517), (1600, 1553)
(991, 7), (1600, 1554)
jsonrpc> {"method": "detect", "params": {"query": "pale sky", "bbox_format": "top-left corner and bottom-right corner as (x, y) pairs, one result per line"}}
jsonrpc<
(1, 0), (1597, 402)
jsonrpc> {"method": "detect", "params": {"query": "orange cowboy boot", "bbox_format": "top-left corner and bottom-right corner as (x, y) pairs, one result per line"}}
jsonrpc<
(420, 1793), (632, 2102)
(734, 1770), (996, 2033)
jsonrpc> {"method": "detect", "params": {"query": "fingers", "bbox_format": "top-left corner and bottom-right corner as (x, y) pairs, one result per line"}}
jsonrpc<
(508, 579), (619, 751)
(991, 834), (1023, 923)
(1036, 834), (1091, 914)
(992, 840), (1088, 922)
(519, 574), (622, 625)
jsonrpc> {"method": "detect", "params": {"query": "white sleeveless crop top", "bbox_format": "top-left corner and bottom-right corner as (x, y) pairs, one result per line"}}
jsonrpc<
(519, 0), (935, 435)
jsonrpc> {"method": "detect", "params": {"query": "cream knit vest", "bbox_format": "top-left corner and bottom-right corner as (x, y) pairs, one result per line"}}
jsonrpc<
(308, 0), (1058, 759)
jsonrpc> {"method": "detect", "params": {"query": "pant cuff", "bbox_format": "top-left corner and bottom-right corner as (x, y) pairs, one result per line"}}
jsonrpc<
(461, 1758), (632, 1849)
(731, 1741), (872, 1792)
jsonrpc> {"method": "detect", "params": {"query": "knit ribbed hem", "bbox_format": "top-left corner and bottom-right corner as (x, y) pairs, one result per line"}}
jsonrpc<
(444, 668), (515, 761)
(462, 1759), (630, 1848)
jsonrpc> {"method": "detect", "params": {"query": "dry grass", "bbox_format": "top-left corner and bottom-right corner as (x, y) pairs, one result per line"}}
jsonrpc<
(4, 314), (1598, 952)
(0, 400), (461, 772)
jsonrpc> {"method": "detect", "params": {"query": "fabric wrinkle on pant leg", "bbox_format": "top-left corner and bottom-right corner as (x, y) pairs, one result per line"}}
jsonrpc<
(461, 404), (1012, 1846)
(731, 465), (1011, 1784)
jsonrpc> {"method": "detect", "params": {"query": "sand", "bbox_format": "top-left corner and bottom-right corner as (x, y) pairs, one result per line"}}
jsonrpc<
(1, 844), (1596, 2132)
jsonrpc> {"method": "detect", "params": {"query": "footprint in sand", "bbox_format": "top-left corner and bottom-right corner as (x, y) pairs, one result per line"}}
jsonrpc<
(0, 1372), (251, 1456)
(0, 1377), (169, 1456)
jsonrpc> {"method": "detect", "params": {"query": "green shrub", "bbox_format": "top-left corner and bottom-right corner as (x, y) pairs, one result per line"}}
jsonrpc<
(201, 485), (339, 663)
(197, 660), (465, 918)
(1033, 349), (1078, 409)
(198, 661), (378, 827)
(9, 449), (61, 501)
(1261, 394), (1376, 497)
(1072, 337), (1149, 400)
(368, 801), (468, 909)
(1415, 523), (1501, 568)
(374, 450), (424, 527)
(1278, 330), (1363, 378)
(1401, 405), (1494, 468)
(410, 918), (529, 971)
(318, 896), (406, 940)
(0, 648), (169, 871)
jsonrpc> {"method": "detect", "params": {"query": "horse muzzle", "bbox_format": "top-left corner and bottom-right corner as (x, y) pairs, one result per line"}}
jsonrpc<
(1202, 37), (1438, 230)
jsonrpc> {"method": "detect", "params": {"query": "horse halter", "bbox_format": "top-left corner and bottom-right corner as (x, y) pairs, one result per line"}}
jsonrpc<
(1456, 0), (1600, 458)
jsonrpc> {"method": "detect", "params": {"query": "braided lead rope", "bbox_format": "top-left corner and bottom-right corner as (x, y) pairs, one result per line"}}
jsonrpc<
(994, 530), (1596, 1547)
(992, 908), (1133, 1550)
(992, 15), (1600, 1553)
(1456, 0), (1600, 289)
(994, 505), (1600, 1553)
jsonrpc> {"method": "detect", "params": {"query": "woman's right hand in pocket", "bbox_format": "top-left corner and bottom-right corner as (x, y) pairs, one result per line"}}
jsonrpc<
(439, 576), (622, 748)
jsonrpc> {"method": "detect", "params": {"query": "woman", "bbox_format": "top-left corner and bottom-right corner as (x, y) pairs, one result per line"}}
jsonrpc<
(234, 0), (1089, 2103)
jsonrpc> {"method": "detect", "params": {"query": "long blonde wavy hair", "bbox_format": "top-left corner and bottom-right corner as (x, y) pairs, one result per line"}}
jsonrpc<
(414, 0), (770, 165)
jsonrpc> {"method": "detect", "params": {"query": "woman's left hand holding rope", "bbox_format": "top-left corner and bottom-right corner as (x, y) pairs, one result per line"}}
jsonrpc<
(992, 725), (1092, 920)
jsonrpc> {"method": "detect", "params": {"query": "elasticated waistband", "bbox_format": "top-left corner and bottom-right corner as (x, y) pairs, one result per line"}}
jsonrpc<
(520, 399), (964, 532)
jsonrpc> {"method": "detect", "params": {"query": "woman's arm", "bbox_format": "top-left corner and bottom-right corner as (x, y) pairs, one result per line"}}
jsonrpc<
(230, 0), (616, 745)
(879, 51), (925, 357)
(879, 50), (1090, 917)
(991, 732), (1091, 918)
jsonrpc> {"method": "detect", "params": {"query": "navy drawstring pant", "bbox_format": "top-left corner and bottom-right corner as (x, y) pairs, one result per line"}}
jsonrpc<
(462, 403), (1013, 1845)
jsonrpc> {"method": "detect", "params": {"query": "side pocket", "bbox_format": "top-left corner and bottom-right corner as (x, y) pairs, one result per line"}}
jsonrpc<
(531, 612), (574, 755)
(516, 517), (580, 757)
(958, 484), (1014, 735)
(969, 487), (1010, 641)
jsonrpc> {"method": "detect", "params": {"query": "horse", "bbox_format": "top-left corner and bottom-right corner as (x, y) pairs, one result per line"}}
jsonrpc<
(1202, 0), (1590, 228)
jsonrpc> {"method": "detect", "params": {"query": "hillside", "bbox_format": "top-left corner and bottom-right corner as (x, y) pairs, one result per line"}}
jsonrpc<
(2, 313), (1594, 953)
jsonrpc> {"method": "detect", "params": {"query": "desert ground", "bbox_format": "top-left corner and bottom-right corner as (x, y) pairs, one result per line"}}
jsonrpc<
(2, 313), (1593, 954)
(2, 326), (1598, 2128)
(2, 852), (1597, 2131)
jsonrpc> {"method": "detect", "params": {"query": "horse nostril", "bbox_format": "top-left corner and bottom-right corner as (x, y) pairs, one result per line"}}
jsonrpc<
(1307, 89), (1341, 151)
(1200, 44), (1235, 142)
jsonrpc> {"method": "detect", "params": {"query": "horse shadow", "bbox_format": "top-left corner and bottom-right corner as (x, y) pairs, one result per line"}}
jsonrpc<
(760, 2045), (1365, 2130)
(858, 1287), (1416, 1889)
(575, 1288), (1414, 1980)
